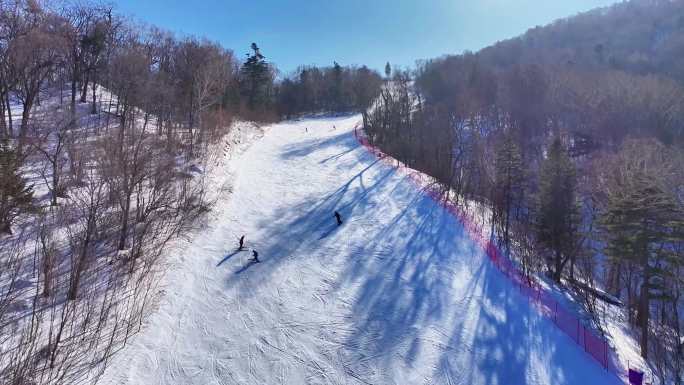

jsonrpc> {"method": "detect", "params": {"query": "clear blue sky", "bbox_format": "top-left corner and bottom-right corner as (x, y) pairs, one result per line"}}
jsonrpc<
(112, 0), (619, 74)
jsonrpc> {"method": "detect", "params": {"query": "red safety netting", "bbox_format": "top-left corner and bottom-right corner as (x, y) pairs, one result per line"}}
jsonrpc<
(353, 127), (629, 384)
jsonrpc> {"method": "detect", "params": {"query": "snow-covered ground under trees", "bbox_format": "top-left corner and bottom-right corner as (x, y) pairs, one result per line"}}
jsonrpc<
(100, 115), (623, 385)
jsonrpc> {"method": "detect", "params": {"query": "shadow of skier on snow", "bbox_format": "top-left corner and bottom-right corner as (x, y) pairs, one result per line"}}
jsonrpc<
(216, 251), (242, 267)
(234, 260), (259, 275)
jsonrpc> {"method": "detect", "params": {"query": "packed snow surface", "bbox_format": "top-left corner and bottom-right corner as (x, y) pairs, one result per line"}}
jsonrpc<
(101, 116), (621, 385)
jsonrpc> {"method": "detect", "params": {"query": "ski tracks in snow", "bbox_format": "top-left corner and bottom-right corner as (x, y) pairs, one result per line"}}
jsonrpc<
(100, 116), (622, 385)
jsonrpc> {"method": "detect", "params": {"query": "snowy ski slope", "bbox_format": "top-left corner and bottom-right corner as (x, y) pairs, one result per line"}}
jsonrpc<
(100, 115), (621, 385)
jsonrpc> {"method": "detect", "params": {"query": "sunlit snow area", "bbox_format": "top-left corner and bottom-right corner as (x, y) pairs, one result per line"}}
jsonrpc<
(100, 116), (622, 385)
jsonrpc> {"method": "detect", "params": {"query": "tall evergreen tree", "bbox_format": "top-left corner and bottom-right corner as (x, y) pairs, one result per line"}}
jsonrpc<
(331, 61), (344, 110)
(0, 140), (33, 234)
(240, 43), (272, 110)
(600, 140), (684, 359)
(493, 133), (525, 251)
(385, 62), (391, 79)
(537, 137), (579, 283)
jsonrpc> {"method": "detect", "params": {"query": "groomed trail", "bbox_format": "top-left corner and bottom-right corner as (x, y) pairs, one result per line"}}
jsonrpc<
(101, 116), (621, 385)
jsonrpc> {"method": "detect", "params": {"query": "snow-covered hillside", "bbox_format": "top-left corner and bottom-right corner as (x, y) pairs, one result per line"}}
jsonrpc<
(100, 115), (622, 385)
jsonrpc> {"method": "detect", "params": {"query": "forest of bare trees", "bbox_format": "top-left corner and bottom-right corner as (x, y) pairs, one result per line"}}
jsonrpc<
(0, 1), (230, 383)
(365, 1), (684, 383)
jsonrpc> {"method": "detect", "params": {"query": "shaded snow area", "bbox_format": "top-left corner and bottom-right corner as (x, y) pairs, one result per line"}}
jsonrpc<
(100, 115), (622, 385)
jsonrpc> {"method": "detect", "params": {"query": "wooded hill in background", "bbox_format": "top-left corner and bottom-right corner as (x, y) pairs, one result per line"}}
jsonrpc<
(365, 1), (684, 383)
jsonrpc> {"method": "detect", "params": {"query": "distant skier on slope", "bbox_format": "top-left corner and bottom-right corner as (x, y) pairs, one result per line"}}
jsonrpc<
(238, 235), (245, 251)
(334, 211), (343, 226)
(251, 249), (260, 263)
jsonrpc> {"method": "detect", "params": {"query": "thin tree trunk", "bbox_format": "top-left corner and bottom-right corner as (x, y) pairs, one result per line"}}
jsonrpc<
(40, 228), (53, 297)
(70, 60), (80, 128)
(0, 89), (6, 138)
(80, 71), (89, 103)
(555, 249), (563, 283)
(71, 73), (77, 111)
(570, 254), (575, 281)
(68, 228), (91, 301)
(118, 193), (130, 251)
(91, 73), (98, 115)
(639, 252), (650, 359)
(5, 91), (13, 136)
(18, 94), (35, 154)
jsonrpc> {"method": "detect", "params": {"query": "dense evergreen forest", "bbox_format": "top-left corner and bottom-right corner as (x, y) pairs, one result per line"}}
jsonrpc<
(366, 0), (684, 383)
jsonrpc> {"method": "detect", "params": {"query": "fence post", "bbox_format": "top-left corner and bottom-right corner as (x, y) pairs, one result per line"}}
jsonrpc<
(554, 302), (558, 324)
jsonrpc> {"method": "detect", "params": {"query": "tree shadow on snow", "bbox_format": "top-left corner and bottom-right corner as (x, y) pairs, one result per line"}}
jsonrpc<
(279, 131), (358, 161)
(221, 139), (397, 292)
(218, 123), (622, 384)
(318, 147), (356, 164)
(329, 180), (623, 384)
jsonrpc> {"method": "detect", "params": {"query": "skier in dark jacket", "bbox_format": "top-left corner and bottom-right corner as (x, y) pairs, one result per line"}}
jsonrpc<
(334, 211), (343, 226)
(238, 235), (245, 251)
(252, 249), (259, 263)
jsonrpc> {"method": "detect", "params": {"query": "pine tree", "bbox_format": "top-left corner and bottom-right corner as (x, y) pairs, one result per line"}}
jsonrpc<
(493, 133), (525, 251)
(0, 140), (33, 234)
(331, 61), (344, 110)
(385, 62), (391, 79)
(240, 43), (271, 109)
(536, 137), (579, 283)
(600, 139), (684, 359)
